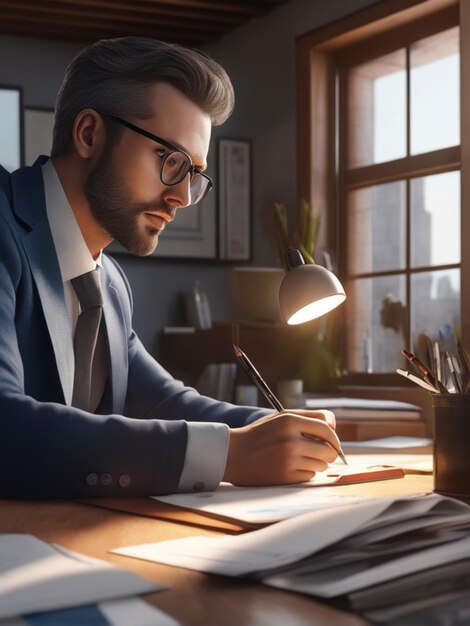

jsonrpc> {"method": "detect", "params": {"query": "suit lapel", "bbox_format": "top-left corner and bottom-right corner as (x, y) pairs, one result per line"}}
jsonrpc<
(11, 159), (75, 405)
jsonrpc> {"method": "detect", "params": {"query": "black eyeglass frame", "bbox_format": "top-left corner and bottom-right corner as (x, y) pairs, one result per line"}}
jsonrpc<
(98, 111), (213, 204)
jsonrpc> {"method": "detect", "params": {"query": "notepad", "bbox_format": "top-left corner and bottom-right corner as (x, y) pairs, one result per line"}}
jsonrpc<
(150, 465), (404, 527)
(86, 465), (404, 531)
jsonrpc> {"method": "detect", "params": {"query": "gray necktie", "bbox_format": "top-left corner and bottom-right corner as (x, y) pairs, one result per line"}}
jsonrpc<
(71, 269), (104, 412)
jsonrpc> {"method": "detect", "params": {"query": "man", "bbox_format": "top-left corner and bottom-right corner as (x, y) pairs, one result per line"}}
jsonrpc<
(0, 37), (340, 499)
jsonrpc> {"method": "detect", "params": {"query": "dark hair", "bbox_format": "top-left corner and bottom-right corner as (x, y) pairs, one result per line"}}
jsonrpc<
(51, 37), (234, 157)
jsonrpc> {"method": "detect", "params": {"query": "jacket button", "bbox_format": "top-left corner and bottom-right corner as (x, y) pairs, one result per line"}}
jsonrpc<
(86, 473), (98, 486)
(118, 474), (131, 488)
(100, 473), (112, 486)
(193, 481), (205, 492)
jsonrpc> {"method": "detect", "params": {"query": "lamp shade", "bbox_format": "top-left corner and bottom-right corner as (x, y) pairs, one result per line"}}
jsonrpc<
(279, 248), (346, 325)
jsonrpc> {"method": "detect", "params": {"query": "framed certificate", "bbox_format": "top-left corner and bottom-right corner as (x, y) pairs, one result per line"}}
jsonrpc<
(217, 139), (252, 261)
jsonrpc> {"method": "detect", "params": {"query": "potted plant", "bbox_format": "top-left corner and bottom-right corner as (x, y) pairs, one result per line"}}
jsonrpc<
(273, 198), (320, 267)
(272, 199), (342, 392)
(229, 200), (319, 324)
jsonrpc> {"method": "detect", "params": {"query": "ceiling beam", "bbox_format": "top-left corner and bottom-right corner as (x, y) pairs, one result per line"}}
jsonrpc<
(5, 0), (251, 25)
(0, 2), (230, 34)
(0, 0), (286, 45)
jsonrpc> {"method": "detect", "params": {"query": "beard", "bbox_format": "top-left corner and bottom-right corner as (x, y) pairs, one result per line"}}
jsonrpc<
(84, 148), (173, 256)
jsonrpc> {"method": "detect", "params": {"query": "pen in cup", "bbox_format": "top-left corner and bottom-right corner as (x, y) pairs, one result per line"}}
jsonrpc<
(233, 344), (348, 465)
(396, 368), (439, 393)
(456, 339), (470, 392)
(402, 349), (446, 394)
(445, 351), (462, 394)
(433, 340), (443, 389)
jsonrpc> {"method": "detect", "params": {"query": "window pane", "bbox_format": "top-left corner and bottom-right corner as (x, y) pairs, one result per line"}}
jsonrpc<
(411, 171), (460, 268)
(348, 49), (406, 168)
(347, 181), (406, 275)
(411, 269), (460, 350)
(410, 26), (460, 155)
(346, 276), (406, 373)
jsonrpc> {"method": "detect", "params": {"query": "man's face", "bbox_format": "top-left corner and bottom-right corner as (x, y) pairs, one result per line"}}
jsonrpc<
(85, 83), (212, 256)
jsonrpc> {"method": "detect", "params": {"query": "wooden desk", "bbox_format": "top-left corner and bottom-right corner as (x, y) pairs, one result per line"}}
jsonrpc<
(0, 474), (432, 626)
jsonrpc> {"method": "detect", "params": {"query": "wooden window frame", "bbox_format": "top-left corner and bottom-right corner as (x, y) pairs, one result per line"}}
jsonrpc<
(296, 0), (469, 388)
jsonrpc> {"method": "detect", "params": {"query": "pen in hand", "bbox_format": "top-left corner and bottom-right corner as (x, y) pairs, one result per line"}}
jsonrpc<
(233, 344), (348, 465)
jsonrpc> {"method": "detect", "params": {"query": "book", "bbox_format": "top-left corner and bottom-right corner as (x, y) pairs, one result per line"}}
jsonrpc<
(185, 281), (212, 329)
(302, 396), (422, 420)
(335, 419), (428, 441)
(195, 363), (236, 402)
(162, 326), (196, 334)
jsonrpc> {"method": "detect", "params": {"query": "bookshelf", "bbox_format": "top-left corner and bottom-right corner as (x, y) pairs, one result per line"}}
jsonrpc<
(159, 320), (432, 438)
(159, 320), (317, 390)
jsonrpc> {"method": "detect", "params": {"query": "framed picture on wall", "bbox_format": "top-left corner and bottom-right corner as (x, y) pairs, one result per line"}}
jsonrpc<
(0, 85), (23, 172)
(24, 107), (54, 165)
(217, 138), (251, 261)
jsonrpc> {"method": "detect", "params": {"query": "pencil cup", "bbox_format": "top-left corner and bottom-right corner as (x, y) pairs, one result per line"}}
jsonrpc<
(433, 394), (470, 500)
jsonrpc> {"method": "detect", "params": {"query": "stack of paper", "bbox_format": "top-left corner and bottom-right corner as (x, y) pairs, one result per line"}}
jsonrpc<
(113, 494), (470, 614)
(303, 397), (422, 420)
(345, 557), (470, 624)
(0, 535), (178, 625)
(342, 435), (432, 454)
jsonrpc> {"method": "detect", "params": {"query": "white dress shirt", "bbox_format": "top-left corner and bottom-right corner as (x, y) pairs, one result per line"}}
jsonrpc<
(42, 159), (229, 492)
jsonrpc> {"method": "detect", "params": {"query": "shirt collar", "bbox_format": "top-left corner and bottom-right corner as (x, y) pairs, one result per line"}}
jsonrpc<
(42, 159), (102, 283)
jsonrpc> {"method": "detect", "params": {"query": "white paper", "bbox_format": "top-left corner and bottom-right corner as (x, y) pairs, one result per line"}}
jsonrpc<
(113, 494), (470, 598)
(347, 453), (433, 474)
(153, 483), (372, 525)
(153, 455), (426, 529)
(113, 498), (402, 575)
(304, 397), (420, 410)
(152, 455), (408, 526)
(0, 535), (162, 619)
(343, 436), (432, 450)
(99, 597), (180, 626)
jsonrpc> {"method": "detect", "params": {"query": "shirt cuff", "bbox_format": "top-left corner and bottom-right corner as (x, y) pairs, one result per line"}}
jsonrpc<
(176, 422), (230, 492)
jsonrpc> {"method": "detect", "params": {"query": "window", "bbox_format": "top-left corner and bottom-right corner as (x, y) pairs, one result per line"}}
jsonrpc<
(297, 0), (466, 384)
(0, 85), (22, 171)
(341, 24), (460, 374)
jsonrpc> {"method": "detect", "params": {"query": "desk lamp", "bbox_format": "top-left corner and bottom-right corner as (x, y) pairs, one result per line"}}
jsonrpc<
(279, 248), (346, 325)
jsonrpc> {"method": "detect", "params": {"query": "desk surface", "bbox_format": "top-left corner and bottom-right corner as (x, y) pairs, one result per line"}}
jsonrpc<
(0, 472), (433, 626)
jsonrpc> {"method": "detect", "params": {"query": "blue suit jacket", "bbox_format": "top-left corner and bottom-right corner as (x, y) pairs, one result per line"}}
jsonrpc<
(0, 158), (268, 498)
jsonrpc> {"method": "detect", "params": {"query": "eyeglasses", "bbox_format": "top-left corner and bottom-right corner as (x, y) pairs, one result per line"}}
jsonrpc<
(99, 112), (213, 206)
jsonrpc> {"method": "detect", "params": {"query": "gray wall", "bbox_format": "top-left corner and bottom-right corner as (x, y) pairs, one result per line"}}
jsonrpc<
(0, 0), (378, 357)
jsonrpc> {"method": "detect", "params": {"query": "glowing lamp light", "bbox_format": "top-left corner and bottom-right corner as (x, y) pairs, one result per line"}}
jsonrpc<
(279, 248), (346, 325)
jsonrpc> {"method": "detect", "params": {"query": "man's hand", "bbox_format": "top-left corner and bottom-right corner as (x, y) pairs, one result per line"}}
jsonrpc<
(223, 410), (341, 486)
